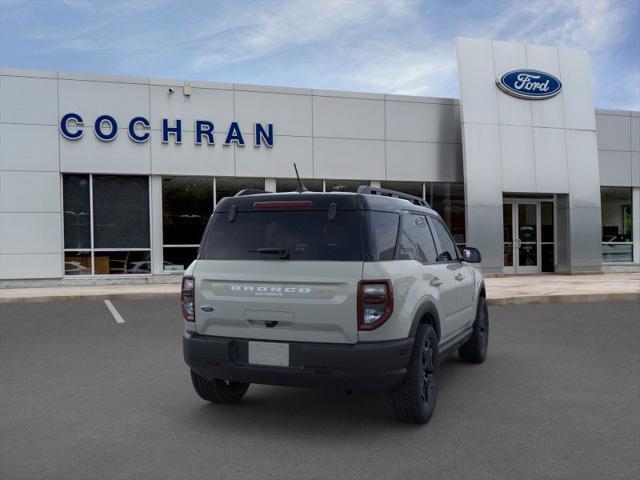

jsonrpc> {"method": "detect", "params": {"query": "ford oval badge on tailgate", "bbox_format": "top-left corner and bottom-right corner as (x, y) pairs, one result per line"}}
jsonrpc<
(200, 305), (215, 312)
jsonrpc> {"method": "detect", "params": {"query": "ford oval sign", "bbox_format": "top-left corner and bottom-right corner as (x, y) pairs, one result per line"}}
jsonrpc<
(496, 69), (562, 100)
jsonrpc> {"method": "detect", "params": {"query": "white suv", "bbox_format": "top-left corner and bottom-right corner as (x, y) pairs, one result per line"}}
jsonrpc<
(182, 186), (488, 424)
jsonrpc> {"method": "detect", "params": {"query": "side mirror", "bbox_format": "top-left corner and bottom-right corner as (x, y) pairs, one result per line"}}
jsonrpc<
(462, 247), (481, 263)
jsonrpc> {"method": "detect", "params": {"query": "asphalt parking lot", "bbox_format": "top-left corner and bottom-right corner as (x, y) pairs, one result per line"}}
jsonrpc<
(1, 300), (638, 480)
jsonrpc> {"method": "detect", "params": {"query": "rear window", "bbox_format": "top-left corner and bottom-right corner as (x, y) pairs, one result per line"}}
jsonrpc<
(200, 210), (364, 261)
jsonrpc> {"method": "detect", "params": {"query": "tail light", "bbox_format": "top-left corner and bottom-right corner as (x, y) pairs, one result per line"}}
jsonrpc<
(357, 280), (393, 331)
(181, 276), (195, 321)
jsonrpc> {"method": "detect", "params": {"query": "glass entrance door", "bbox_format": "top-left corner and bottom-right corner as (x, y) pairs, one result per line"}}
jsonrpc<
(503, 200), (554, 274)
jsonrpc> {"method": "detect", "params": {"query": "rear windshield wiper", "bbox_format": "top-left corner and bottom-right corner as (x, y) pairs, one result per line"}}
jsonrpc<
(249, 247), (290, 259)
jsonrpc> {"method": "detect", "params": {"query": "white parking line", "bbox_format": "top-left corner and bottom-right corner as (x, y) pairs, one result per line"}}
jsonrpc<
(104, 300), (125, 324)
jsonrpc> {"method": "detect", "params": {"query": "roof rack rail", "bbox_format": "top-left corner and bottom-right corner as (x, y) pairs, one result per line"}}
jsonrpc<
(357, 186), (431, 208)
(234, 188), (272, 197)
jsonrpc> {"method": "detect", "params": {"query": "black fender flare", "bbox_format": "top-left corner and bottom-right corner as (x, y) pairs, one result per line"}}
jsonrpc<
(408, 301), (442, 340)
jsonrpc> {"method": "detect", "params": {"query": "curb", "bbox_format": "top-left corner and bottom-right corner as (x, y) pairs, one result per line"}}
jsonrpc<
(487, 292), (640, 305)
(1, 291), (639, 305)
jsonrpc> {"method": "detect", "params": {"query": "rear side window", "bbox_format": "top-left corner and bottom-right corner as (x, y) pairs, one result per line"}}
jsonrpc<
(362, 211), (399, 261)
(396, 213), (438, 263)
(429, 217), (458, 262)
(200, 211), (363, 261)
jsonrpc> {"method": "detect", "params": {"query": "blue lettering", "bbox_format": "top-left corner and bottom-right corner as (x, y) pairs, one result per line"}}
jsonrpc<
(195, 120), (214, 145)
(162, 119), (182, 144)
(224, 122), (245, 146)
(60, 113), (84, 140)
(255, 123), (273, 147)
(94, 115), (118, 142)
(128, 116), (150, 143)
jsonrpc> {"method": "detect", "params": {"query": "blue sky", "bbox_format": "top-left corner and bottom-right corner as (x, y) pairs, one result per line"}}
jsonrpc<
(1, 0), (638, 109)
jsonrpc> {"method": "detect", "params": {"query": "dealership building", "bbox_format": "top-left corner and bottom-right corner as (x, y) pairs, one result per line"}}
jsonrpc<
(0, 37), (639, 284)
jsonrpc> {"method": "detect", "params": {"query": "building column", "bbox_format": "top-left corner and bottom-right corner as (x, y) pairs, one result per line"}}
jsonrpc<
(633, 187), (640, 264)
(150, 175), (164, 275)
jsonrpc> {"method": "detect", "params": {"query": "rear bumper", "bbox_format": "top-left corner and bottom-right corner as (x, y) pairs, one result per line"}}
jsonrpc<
(183, 332), (414, 392)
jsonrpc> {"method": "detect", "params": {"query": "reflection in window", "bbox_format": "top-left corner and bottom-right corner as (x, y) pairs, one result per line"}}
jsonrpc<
(216, 177), (266, 205)
(162, 177), (212, 271)
(429, 183), (466, 245)
(276, 178), (323, 192)
(325, 180), (369, 193)
(601, 187), (633, 262)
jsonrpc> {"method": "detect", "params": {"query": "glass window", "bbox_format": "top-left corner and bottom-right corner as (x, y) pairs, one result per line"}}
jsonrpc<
(409, 214), (438, 263)
(63, 175), (91, 249)
(161, 177), (213, 271)
(162, 177), (212, 245)
(93, 175), (149, 249)
(64, 251), (91, 276)
(200, 211), (363, 261)
(216, 177), (266, 205)
(362, 211), (399, 261)
(62, 174), (151, 276)
(429, 216), (458, 262)
(94, 251), (151, 275)
(601, 187), (633, 262)
(429, 183), (466, 245)
(325, 180), (369, 193)
(276, 178), (323, 192)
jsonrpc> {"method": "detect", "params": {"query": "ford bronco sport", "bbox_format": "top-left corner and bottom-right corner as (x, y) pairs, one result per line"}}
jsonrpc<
(182, 186), (488, 424)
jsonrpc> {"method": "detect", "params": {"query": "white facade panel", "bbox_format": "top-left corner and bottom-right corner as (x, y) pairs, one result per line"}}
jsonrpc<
(60, 129), (151, 174)
(599, 150), (633, 186)
(525, 44), (565, 129)
(235, 135), (313, 178)
(235, 91), (312, 137)
(499, 125), (536, 193)
(558, 47), (596, 131)
(566, 130), (601, 207)
(0, 75), (58, 125)
(385, 141), (430, 180)
(59, 79), (150, 126)
(632, 151), (640, 186)
(596, 114), (631, 151)
(632, 116), (640, 152)
(150, 133), (233, 176)
(0, 124), (59, 171)
(149, 86), (234, 132)
(461, 123), (502, 205)
(385, 101), (453, 143)
(492, 40), (531, 127)
(314, 138), (385, 180)
(452, 106), (461, 143)
(313, 96), (385, 139)
(0, 212), (62, 254)
(0, 253), (63, 279)
(533, 127), (568, 193)
(0, 171), (60, 212)
(455, 37), (498, 125)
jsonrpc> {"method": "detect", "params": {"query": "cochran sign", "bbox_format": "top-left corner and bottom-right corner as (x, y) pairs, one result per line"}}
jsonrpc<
(59, 113), (274, 147)
(496, 69), (562, 100)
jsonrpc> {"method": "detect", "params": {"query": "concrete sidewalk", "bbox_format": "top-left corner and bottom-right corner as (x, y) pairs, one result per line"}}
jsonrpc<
(1, 273), (639, 305)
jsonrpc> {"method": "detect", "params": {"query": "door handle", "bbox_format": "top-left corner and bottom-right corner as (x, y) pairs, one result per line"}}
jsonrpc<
(430, 277), (443, 287)
(455, 273), (465, 281)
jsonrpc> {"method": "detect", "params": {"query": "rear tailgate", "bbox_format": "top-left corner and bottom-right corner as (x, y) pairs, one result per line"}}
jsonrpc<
(194, 260), (361, 343)
(194, 195), (364, 344)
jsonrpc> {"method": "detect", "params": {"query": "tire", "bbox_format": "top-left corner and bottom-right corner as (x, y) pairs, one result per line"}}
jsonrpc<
(190, 370), (250, 403)
(458, 296), (489, 363)
(388, 324), (439, 424)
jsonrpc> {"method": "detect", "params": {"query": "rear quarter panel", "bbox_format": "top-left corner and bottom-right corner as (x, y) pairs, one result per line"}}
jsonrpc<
(359, 260), (445, 342)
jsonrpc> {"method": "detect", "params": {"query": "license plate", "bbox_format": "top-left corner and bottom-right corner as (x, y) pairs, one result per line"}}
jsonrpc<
(248, 341), (289, 367)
